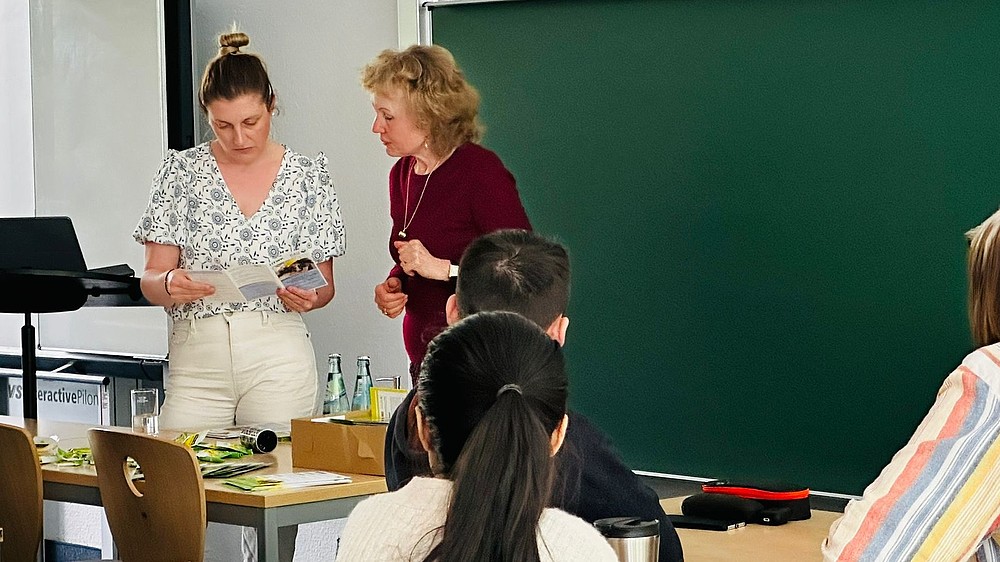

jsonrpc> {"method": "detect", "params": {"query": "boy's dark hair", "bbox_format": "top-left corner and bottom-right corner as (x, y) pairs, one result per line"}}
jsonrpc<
(456, 229), (570, 327)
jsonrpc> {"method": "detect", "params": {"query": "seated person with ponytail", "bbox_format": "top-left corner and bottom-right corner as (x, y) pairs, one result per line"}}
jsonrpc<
(336, 311), (617, 561)
(383, 229), (683, 562)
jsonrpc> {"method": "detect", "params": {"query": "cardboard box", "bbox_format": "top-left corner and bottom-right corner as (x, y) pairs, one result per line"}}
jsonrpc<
(290, 415), (388, 476)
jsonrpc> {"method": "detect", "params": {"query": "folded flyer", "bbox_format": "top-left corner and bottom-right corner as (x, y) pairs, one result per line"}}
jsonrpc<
(222, 470), (351, 491)
(188, 255), (327, 303)
(272, 470), (352, 488)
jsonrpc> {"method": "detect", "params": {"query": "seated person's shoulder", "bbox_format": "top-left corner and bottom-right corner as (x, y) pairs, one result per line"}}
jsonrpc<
(953, 343), (1000, 393)
(539, 508), (619, 561)
(566, 411), (607, 441)
(963, 343), (1000, 372)
(561, 410), (633, 476)
(556, 410), (661, 512)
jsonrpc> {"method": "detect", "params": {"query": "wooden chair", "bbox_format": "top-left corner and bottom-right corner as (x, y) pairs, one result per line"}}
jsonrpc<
(0, 422), (43, 562)
(88, 428), (206, 562)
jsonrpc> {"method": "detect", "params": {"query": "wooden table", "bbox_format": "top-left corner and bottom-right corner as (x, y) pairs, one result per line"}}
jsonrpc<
(3, 416), (387, 562)
(660, 497), (841, 562)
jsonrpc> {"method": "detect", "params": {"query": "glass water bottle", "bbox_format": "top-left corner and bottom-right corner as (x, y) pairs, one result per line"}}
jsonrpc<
(352, 355), (374, 411)
(323, 353), (350, 415)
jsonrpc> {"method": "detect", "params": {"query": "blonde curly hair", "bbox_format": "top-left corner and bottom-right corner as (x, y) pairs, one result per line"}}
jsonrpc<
(361, 45), (482, 156)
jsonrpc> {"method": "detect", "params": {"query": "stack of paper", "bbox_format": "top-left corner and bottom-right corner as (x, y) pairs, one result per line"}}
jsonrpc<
(200, 461), (272, 478)
(175, 431), (254, 461)
(204, 428), (243, 439)
(204, 426), (291, 441)
(222, 470), (351, 492)
(222, 475), (283, 492)
(272, 471), (352, 488)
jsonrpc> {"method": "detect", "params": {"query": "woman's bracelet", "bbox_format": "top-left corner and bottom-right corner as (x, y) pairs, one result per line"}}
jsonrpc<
(164, 268), (176, 296)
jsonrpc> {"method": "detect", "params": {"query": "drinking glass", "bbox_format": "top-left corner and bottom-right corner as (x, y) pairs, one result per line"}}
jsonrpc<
(130, 388), (159, 434)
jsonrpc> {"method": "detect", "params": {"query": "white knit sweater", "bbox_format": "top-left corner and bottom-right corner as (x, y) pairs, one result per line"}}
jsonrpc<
(336, 476), (618, 561)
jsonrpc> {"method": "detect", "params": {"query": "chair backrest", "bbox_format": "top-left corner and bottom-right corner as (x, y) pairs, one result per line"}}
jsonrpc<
(0, 423), (43, 562)
(88, 428), (206, 562)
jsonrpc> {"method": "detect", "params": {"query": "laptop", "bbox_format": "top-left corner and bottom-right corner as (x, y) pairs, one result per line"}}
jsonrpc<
(0, 216), (88, 272)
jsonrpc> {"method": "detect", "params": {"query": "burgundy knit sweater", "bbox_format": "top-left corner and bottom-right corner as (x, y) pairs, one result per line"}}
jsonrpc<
(386, 143), (531, 380)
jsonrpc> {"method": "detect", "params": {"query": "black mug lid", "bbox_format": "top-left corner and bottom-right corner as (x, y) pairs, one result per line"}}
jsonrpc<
(593, 517), (659, 538)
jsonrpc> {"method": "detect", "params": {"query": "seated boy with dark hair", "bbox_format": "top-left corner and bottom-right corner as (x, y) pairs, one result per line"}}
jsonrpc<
(385, 229), (684, 562)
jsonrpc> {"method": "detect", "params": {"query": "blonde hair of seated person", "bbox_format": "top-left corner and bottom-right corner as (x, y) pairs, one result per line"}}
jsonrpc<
(967, 207), (1000, 347)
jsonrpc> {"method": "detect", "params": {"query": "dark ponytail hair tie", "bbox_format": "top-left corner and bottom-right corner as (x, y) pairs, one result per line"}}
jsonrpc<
(496, 383), (522, 397)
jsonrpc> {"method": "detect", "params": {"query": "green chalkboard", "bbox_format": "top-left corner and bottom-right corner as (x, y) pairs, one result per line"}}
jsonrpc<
(432, 0), (1000, 494)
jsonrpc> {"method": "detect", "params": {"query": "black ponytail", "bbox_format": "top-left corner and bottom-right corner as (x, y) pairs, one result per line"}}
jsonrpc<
(418, 311), (568, 562)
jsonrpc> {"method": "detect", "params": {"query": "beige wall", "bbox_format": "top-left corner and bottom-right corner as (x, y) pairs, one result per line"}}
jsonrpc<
(398, 0), (419, 46)
(0, 0), (34, 348)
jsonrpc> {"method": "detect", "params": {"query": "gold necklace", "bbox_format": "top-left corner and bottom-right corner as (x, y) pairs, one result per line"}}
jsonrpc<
(398, 147), (456, 238)
(398, 157), (436, 239)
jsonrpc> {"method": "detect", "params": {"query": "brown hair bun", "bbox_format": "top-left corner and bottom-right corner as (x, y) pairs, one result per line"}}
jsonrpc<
(219, 32), (250, 56)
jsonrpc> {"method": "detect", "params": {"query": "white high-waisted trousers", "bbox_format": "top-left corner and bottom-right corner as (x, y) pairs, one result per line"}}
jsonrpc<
(161, 310), (319, 430)
(162, 311), (317, 562)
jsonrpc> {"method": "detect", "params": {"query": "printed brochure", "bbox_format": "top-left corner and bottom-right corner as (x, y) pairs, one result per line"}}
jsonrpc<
(188, 255), (327, 303)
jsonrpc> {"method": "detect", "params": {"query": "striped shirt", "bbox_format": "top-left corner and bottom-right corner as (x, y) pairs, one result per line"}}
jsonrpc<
(823, 344), (1000, 562)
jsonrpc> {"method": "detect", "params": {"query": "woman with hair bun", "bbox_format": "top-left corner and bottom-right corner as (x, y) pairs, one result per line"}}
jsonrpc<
(337, 311), (616, 562)
(133, 31), (345, 432)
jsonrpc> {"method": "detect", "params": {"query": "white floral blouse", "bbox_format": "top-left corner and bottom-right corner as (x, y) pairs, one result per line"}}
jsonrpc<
(133, 142), (346, 320)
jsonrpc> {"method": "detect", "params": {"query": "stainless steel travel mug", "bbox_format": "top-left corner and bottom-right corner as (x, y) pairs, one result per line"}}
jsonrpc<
(240, 427), (277, 454)
(594, 517), (660, 562)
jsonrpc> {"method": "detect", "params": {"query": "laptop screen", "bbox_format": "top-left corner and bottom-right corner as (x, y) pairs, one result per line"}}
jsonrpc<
(0, 216), (88, 273)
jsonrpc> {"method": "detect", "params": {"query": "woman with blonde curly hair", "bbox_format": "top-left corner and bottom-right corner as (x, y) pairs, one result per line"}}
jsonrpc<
(362, 44), (532, 386)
